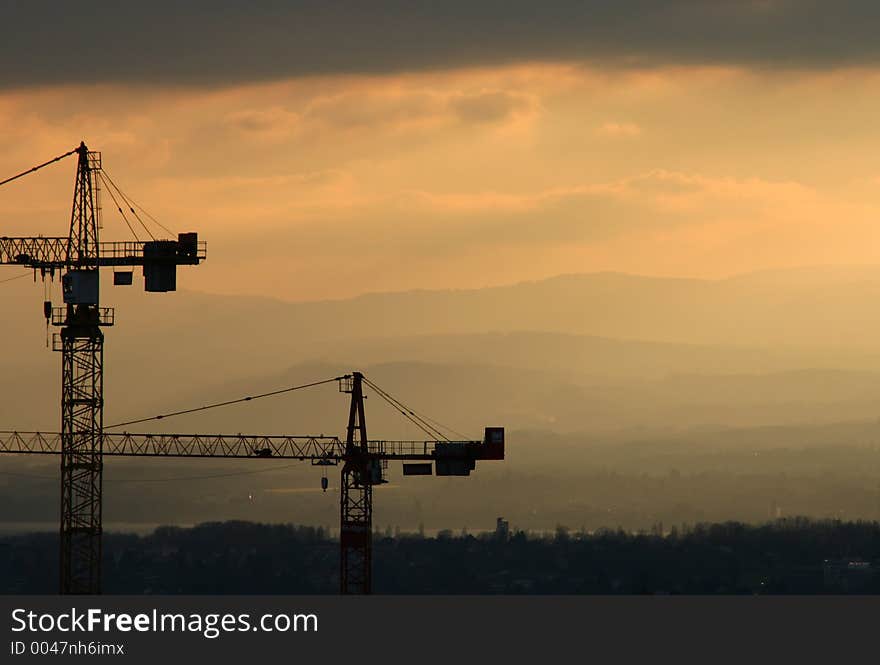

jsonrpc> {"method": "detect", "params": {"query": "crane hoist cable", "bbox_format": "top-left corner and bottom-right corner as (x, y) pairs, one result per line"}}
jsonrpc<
(104, 376), (348, 429)
(0, 148), (77, 188)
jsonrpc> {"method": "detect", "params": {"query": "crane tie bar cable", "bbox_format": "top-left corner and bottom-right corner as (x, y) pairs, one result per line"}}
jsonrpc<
(363, 376), (462, 441)
(105, 376), (348, 429)
(98, 171), (143, 242)
(363, 378), (446, 439)
(0, 148), (78, 187)
(101, 168), (175, 237)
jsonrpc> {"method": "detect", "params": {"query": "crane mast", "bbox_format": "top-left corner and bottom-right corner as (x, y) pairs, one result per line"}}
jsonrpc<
(59, 143), (105, 594)
(340, 372), (372, 593)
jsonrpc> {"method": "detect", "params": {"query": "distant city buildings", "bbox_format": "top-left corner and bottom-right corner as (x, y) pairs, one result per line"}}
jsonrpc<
(495, 517), (509, 540)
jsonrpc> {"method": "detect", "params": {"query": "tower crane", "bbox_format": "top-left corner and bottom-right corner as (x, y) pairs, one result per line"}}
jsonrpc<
(1, 144), (505, 594)
(0, 143), (206, 593)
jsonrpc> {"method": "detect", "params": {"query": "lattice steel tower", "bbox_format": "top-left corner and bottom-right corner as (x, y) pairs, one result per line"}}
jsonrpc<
(340, 372), (373, 594)
(58, 144), (106, 594)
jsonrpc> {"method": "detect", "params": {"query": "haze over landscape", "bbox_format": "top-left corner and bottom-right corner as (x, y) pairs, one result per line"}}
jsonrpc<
(4, 268), (880, 534)
(4, 2), (880, 540)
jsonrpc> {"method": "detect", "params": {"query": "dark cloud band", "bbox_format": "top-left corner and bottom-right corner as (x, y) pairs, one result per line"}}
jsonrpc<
(2, 1), (880, 88)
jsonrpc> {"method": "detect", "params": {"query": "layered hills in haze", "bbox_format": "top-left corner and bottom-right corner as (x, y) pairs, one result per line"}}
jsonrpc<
(3, 266), (880, 532)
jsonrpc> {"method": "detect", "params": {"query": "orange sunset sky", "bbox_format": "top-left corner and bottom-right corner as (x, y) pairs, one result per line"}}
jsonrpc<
(3, 2), (880, 301)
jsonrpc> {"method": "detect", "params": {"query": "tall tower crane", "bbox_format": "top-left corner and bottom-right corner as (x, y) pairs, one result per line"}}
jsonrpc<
(0, 372), (506, 593)
(0, 143), (205, 593)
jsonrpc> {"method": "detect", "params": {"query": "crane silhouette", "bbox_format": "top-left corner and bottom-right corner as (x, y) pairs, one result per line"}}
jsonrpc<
(0, 144), (504, 594)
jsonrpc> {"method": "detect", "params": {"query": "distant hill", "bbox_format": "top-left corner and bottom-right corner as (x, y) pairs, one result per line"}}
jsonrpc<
(9, 265), (880, 355)
(99, 361), (880, 439)
(4, 266), (880, 434)
(7, 267), (880, 534)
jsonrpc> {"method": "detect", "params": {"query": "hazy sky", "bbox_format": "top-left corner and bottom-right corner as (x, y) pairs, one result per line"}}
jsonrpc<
(3, 2), (880, 300)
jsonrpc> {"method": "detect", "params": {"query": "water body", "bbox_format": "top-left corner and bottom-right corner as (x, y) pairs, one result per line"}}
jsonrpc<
(0, 521), (190, 535)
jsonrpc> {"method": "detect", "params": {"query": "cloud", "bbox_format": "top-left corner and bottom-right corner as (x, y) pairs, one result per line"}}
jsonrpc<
(4, 60), (880, 301)
(596, 122), (642, 138)
(449, 90), (535, 125)
(4, 1), (880, 89)
(182, 167), (851, 299)
(202, 170), (821, 261)
(226, 107), (301, 137)
(302, 91), (445, 132)
(222, 87), (536, 141)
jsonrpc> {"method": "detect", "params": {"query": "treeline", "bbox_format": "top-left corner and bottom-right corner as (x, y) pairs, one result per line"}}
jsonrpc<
(2, 518), (880, 594)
